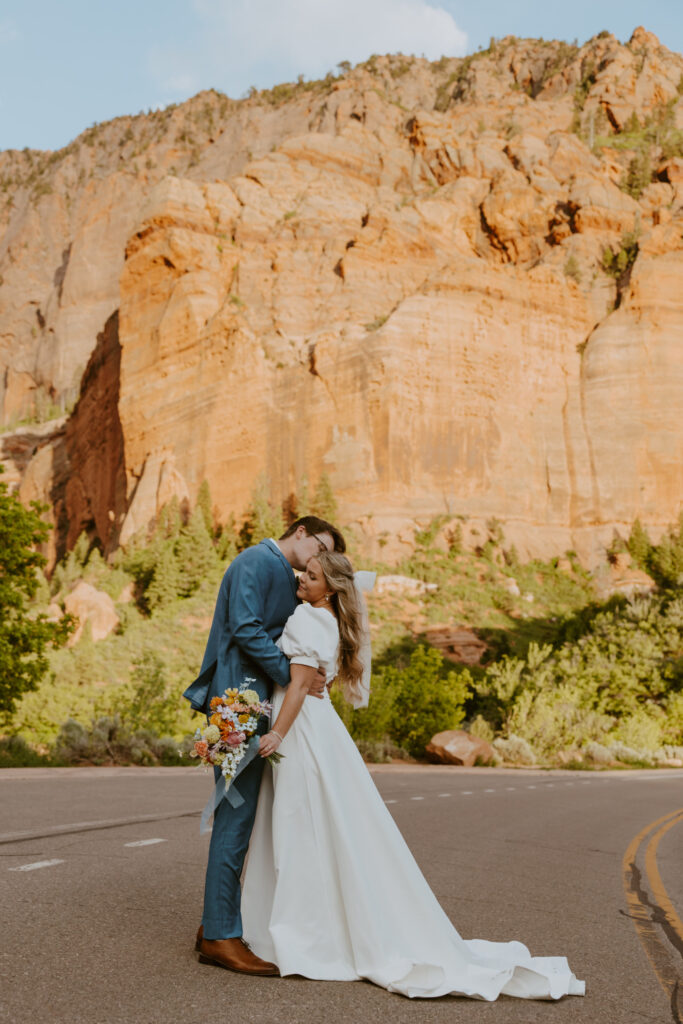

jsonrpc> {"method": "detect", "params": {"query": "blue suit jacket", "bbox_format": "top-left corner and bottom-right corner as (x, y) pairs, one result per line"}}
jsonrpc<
(182, 540), (298, 713)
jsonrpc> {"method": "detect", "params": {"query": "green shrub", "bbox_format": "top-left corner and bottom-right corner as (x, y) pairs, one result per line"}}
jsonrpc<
(492, 734), (537, 765)
(0, 735), (61, 768)
(602, 230), (639, 280)
(384, 646), (471, 758)
(54, 716), (191, 766)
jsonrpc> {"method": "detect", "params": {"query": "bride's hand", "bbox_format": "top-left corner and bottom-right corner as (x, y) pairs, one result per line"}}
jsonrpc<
(259, 730), (283, 757)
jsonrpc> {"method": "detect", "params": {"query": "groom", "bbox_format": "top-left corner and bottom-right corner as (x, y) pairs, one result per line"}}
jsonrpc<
(183, 515), (346, 975)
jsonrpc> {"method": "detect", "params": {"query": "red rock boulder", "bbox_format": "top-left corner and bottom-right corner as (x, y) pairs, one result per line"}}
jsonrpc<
(425, 730), (495, 766)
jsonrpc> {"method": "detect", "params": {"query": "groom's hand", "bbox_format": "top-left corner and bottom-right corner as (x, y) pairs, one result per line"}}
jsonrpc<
(306, 667), (327, 699)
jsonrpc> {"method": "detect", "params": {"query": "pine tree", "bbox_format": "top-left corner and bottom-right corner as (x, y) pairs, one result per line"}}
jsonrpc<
(175, 507), (219, 596)
(216, 513), (239, 562)
(239, 476), (284, 548)
(157, 496), (182, 540)
(296, 477), (310, 518)
(145, 539), (181, 610)
(311, 473), (337, 520)
(628, 519), (652, 568)
(196, 480), (214, 537)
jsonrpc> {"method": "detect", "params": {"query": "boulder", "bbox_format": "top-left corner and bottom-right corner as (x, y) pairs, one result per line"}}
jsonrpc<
(426, 730), (495, 766)
(64, 581), (120, 644)
(424, 626), (487, 665)
(375, 575), (438, 595)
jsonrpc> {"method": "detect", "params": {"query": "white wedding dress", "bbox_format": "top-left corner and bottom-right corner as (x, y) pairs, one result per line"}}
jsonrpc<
(242, 604), (585, 1001)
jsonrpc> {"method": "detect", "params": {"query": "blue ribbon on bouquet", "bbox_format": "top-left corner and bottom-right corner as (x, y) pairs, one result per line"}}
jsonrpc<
(199, 735), (261, 835)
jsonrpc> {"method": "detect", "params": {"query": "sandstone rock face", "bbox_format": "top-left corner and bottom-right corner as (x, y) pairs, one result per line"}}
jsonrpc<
(1, 32), (683, 564)
(63, 581), (120, 644)
(426, 730), (495, 766)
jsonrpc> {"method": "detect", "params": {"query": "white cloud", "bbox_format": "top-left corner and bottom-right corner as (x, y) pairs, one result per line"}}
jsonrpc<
(149, 0), (467, 99)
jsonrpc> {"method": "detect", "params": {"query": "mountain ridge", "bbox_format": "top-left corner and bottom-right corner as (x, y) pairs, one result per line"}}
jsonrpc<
(1, 26), (682, 566)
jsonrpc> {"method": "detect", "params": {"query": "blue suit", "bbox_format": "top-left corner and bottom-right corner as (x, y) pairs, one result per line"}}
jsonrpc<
(183, 539), (298, 939)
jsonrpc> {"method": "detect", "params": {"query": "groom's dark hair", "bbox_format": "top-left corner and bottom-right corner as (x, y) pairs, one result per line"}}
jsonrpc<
(280, 516), (346, 553)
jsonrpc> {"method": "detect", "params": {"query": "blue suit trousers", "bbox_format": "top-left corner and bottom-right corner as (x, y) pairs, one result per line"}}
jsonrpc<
(201, 755), (266, 939)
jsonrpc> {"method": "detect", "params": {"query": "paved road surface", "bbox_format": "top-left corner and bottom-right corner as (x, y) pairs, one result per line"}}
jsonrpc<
(2, 765), (682, 1024)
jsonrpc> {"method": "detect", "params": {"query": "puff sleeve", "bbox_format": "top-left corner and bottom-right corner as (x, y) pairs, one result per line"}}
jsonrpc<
(277, 604), (339, 676)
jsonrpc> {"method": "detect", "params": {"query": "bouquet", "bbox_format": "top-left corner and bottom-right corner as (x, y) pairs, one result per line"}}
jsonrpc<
(191, 681), (284, 786)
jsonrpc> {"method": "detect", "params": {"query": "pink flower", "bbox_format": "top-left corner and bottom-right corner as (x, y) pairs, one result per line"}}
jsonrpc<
(227, 731), (246, 747)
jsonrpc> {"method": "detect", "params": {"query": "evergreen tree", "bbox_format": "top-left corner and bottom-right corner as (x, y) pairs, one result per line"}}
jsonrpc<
(216, 514), (239, 563)
(0, 474), (73, 720)
(628, 519), (652, 568)
(296, 477), (310, 518)
(311, 473), (337, 520)
(157, 496), (182, 540)
(175, 507), (219, 596)
(239, 476), (284, 548)
(196, 480), (214, 537)
(145, 540), (181, 610)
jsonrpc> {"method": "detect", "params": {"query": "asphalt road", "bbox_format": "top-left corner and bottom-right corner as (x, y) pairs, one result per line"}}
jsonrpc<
(2, 764), (682, 1024)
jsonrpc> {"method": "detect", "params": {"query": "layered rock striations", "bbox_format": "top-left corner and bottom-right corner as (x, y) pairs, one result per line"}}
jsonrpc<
(1, 29), (682, 563)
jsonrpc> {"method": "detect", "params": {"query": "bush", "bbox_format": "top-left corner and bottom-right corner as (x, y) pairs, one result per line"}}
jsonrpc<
(0, 735), (60, 768)
(583, 740), (612, 766)
(384, 646), (471, 758)
(355, 739), (411, 763)
(0, 474), (74, 720)
(493, 734), (536, 765)
(54, 716), (191, 766)
(331, 645), (471, 758)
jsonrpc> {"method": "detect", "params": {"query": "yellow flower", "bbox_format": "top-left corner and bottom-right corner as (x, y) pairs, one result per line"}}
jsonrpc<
(240, 689), (260, 706)
(238, 714), (249, 724)
(203, 724), (220, 744)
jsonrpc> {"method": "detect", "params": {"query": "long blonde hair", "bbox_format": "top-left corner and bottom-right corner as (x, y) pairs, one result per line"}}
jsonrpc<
(317, 551), (364, 703)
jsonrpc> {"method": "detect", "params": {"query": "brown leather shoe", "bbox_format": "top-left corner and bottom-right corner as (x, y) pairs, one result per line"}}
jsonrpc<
(198, 937), (279, 976)
(195, 925), (203, 952)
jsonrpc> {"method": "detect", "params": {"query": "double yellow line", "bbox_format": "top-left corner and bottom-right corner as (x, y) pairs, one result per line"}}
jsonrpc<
(623, 808), (683, 1015)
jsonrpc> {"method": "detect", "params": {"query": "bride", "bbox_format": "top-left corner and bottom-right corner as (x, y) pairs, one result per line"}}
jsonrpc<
(241, 551), (585, 1001)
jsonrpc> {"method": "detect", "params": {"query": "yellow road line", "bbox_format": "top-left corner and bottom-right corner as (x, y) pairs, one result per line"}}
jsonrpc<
(622, 808), (683, 1015)
(645, 812), (683, 949)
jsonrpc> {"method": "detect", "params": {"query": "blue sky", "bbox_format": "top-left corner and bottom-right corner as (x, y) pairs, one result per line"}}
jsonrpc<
(1, 0), (681, 152)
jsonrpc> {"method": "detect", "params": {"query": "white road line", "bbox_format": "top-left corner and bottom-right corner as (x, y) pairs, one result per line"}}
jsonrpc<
(565, 782), (574, 786)
(410, 796), (424, 801)
(384, 799), (397, 804)
(461, 791), (473, 795)
(438, 793), (451, 798)
(506, 786), (516, 791)
(9, 859), (65, 872)
(546, 784), (554, 788)
(484, 788), (496, 793)
(124, 839), (167, 848)
(527, 785), (537, 789)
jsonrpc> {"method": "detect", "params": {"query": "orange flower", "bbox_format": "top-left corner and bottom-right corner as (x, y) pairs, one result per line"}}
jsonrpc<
(210, 713), (222, 726)
(210, 697), (223, 709)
